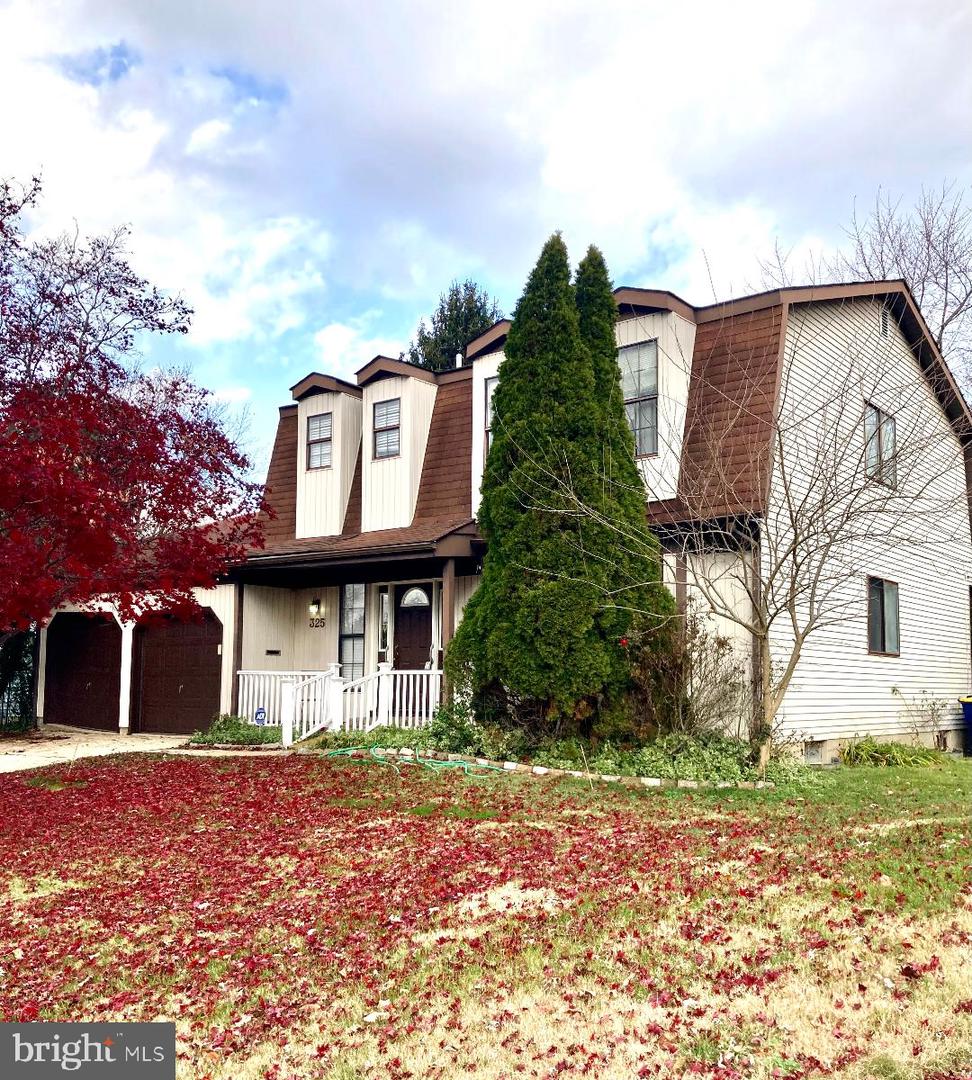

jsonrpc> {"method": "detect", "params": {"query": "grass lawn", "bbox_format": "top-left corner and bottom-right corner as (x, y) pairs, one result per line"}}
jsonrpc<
(1, 755), (970, 1080)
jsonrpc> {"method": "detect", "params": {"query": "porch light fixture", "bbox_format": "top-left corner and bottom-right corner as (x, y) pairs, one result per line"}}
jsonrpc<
(308, 598), (321, 617)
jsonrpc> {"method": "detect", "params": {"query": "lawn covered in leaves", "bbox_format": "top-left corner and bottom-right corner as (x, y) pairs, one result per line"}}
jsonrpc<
(1, 755), (970, 1080)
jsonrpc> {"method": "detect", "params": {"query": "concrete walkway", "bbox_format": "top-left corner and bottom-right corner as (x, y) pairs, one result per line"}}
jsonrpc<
(0, 725), (188, 774)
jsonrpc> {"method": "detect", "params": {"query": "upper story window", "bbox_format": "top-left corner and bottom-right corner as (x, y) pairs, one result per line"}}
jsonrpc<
(864, 402), (896, 487)
(867, 576), (899, 656)
(307, 412), (333, 469)
(485, 376), (498, 454)
(373, 398), (401, 459)
(619, 340), (658, 457)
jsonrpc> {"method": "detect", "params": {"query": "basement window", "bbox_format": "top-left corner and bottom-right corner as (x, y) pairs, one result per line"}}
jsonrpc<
(867, 576), (899, 656)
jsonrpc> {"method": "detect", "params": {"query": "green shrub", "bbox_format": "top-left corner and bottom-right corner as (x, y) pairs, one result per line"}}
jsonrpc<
(840, 736), (943, 768)
(189, 714), (282, 746)
(533, 732), (808, 784)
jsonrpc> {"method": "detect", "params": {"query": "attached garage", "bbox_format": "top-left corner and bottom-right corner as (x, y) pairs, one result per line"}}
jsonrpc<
(44, 613), (122, 730)
(131, 611), (223, 735)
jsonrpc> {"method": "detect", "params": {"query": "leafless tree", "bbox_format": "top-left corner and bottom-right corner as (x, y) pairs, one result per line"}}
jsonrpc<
(505, 299), (969, 761)
(762, 183), (972, 381)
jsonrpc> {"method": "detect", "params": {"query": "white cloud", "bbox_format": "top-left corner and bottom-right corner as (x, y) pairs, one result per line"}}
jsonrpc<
(0, 0), (969, 384)
(312, 315), (404, 382)
(212, 384), (252, 404)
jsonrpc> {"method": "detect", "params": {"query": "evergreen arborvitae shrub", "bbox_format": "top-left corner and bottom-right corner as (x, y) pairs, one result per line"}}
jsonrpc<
(447, 234), (675, 734)
(574, 246), (677, 734)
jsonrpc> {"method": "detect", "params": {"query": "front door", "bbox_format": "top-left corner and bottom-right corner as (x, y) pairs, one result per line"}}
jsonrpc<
(393, 584), (433, 669)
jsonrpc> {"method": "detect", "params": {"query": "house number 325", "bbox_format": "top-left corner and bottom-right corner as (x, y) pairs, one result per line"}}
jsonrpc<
(308, 617), (327, 628)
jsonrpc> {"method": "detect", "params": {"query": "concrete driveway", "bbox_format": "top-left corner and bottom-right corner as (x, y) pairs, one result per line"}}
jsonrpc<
(0, 725), (187, 774)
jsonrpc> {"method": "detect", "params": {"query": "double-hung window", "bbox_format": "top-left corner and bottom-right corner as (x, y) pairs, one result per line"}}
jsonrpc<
(867, 576), (899, 656)
(373, 398), (401, 459)
(864, 402), (896, 487)
(307, 412), (332, 469)
(339, 583), (366, 679)
(619, 340), (658, 456)
(485, 376), (498, 454)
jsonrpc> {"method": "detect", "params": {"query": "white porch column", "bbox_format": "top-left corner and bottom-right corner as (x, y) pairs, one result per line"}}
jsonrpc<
(35, 624), (49, 727)
(117, 621), (135, 733)
(280, 679), (296, 747)
(326, 671), (345, 732)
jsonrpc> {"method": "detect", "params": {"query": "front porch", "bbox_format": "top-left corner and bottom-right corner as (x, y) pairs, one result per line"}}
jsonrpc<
(237, 664), (444, 743)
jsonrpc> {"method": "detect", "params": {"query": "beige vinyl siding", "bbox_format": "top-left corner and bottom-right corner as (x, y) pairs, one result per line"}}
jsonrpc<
(684, 551), (754, 674)
(241, 585), (340, 672)
(770, 299), (972, 740)
(454, 575), (480, 626)
(296, 391), (362, 539)
(292, 587), (340, 670)
(193, 584), (237, 714)
(241, 586), (296, 670)
(616, 311), (696, 502)
(361, 376), (438, 531)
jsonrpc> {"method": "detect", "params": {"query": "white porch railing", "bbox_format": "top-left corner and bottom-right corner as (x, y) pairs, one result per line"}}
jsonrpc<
(237, 670), (321, 727)
(237, 664), (443, 746)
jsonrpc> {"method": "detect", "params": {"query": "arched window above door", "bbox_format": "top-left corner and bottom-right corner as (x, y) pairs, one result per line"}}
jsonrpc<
(399, 586), (430, 608)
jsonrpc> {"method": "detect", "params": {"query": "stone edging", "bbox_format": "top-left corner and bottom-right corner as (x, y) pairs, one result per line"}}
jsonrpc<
(306, 745), (776, 790)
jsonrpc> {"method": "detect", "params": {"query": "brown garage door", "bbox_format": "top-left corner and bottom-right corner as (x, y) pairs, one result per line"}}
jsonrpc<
(44, 613), (121, 730)
(133, 612), (222, 734)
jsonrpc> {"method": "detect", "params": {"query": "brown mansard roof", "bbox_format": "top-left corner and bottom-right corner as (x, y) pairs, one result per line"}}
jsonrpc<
(465, 279), (971, 526)
(251, 367), (476, 564)
(254, 278), (970, 560)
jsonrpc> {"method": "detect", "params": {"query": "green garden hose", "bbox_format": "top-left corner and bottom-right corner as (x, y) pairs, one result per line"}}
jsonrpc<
(323, 745), (508, 776)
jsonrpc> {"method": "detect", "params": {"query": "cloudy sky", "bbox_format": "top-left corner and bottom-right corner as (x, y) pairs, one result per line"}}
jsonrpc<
(2, 0), (970, 467)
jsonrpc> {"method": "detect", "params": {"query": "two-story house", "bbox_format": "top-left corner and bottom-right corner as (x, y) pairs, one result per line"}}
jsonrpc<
(35, 280), (972, 757)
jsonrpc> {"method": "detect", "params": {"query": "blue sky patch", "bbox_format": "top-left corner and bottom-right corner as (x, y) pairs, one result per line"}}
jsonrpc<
(211, 66), (288, 107)
(56, 41), (139, 86)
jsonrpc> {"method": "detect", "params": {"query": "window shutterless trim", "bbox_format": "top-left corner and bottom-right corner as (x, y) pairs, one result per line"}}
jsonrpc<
(338, 582), (366, 680)
(864, 401), (896, 489)
(866, 575), (900, 657)
(619, 338), (659, 458)
(484, 375), (498, 456)
(306, 412), (333, 470)
(373, 398), (401, 460)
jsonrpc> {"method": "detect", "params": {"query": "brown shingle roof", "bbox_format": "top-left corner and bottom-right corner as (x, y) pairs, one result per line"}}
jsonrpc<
(651, 304), (784, 524)
(250, 372), (476, 563)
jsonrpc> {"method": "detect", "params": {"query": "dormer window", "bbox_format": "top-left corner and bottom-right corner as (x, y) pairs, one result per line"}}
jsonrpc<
(307, 412), (332, 469)
(373, 398), (401, 459)
(619, 340), (658, 457)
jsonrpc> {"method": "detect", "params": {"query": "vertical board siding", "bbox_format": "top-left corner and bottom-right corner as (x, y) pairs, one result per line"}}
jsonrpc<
(471, 353), (502, 517)
(241, 586), (297, 671)
(771, 299), (972, 739)
(616, 312), (697, 502)
(454, 575), (480, 625)
(361, 377), (438, 531)
(193, 584), (237, 714)
(296, 391), (362, 539)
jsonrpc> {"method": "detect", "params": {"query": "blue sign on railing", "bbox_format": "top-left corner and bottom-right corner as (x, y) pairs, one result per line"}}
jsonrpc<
(254, 706), (266, 726)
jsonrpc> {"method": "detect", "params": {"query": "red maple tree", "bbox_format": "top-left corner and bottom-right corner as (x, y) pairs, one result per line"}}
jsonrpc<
(0, 178), (264, 636)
